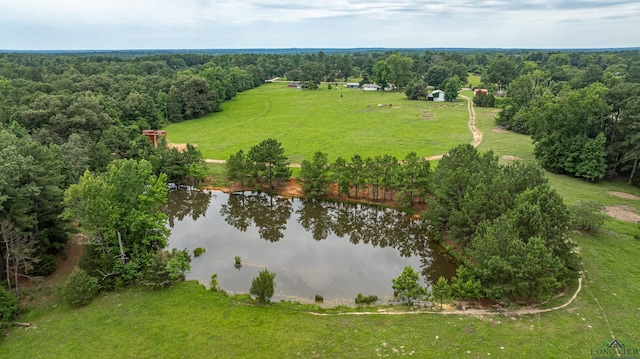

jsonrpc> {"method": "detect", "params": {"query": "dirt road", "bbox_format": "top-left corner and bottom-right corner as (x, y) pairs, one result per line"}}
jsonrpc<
(425, 94), (481, 161)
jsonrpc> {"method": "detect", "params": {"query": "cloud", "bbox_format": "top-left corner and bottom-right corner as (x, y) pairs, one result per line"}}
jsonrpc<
(0, 0), (638, 49)
(2, 0), (639, 25)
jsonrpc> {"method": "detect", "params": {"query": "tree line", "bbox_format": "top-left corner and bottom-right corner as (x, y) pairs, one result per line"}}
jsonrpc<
(226, 139), (431, 208)
(497, 75), (640, 184)
(480, 54), (640, 184)
(396, 50), (640, 185)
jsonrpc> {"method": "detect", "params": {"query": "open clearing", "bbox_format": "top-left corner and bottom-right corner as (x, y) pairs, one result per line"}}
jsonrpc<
(165, 83), (471, 163)
(609, 191), (640, 200)
(605, 205), (640, 222)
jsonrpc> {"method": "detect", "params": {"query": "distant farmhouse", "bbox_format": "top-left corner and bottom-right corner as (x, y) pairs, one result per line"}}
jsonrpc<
(474, 89), (488, 96)
(432, 90), (445, 102)
(362, 83), (394, 91)
(345, 83), (360, 88)
(288, 82), (301, 89)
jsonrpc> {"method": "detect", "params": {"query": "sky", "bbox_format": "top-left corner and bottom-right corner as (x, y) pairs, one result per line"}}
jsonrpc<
(0, 0), (639, 50)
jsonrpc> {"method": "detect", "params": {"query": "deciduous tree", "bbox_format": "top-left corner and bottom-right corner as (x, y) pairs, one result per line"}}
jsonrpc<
(63, 159), (169, 287)
(372, 61), (390, 90)
(486, 56), (516, 89)
(167, 73), (218, 122)
(531, 84), (610, 181)
(405, 79), (429, 100)
(385, 54), (414, 88)
(443, 75), (461, 102)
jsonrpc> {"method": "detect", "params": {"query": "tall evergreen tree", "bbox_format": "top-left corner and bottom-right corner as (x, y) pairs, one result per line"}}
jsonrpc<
(227, 149), (252, 192)
(300, 151), (330, 197)
(248, 138), (291, 189)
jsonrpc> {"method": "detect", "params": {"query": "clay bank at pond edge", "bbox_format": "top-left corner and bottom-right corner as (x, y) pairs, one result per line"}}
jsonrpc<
(165, 188), (457, 307)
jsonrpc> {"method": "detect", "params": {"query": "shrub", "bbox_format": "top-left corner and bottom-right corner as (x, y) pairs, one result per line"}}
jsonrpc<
(431, 276), (451, 310)
(29, 254), (57, 277)
(473, 93), (496, 107)
(62, 267), (99, 307)
(193, 247), (206, 257)
(315, 294), (324, 303)
(79, 243), (117, 290)
(114, 259), (141, 286)
(355, 293), (379, 305)
(210, 273), (220, 292)
(392, 266), (426, 305)
(0, 286), (20, 328)
(569, 200), (608, 231)
(450, 266), (483, 300)
(140, 249), (192, 290)
(234, 256), (242, 264)
(167, 248), (191, 280)
(140, 251), (173, 289)
(250, 269), (276, 303)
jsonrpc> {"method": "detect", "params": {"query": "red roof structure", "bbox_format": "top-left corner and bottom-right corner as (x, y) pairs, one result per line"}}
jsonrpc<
(142, 130), (167, 147)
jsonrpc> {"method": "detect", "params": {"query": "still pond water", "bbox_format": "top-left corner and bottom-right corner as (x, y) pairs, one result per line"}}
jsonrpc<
(166, 188), (456, 306)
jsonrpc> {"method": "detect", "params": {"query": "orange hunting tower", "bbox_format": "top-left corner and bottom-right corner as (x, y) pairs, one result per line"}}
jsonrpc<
(142, 130), (167, 147)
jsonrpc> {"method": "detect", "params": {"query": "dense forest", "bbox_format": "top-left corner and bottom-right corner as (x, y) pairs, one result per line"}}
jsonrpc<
(1, 48), (639, 306)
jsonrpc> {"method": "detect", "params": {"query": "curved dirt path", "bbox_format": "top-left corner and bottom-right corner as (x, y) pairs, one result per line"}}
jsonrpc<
(463, 94), (482, 147)
(425, 94), (481, 161)
(204, 94), (481, 166)
(308, 276), (582, 317)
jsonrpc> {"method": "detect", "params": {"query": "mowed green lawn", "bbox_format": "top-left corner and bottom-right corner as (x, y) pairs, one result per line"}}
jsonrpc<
(165, 83), (471, 163)
(4, 101), (640, 358)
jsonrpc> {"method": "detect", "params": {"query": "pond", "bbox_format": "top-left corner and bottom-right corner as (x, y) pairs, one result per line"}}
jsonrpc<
(166, 188), (457, 306)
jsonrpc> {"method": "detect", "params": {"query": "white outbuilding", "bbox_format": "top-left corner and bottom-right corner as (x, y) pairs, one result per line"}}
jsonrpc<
(432, 90), (445, 102)
(363, 84), (381, 91)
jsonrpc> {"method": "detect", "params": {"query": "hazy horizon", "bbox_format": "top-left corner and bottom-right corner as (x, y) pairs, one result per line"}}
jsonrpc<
(2, 47), (639, 53)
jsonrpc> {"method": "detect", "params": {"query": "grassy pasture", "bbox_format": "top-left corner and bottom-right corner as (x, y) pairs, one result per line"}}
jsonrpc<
(165, 83), (471, 163)
(467, 74), (482, 88)
(4, 98), (640, 358)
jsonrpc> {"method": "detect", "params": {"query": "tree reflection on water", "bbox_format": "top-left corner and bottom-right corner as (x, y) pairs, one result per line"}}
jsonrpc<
(163, 186), (212, 228)
(215, 191), (453, 283)
(166, 189), (458, 300)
